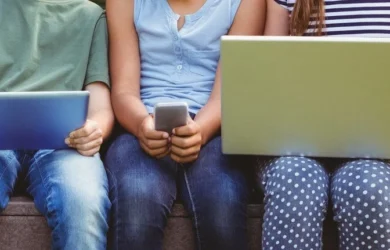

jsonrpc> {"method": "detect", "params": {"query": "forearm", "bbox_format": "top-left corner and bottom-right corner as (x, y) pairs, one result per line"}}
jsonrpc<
(112, 92), (149, 137)
(194, 98), (221, 145)
(107, 0), (144, 136)
(87, 108), (114, 140)
(195, 0), (266, 145)
(84, 83), (115, 140)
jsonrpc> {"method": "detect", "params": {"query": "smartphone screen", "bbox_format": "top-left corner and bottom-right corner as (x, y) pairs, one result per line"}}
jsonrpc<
(154, 102), (188, 134)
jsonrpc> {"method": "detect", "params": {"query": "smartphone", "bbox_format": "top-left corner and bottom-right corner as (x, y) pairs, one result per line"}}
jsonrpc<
(154, 102), (188, 134)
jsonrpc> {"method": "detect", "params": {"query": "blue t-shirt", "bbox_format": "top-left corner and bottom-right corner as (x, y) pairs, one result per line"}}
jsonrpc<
(134, 0), (241, 114)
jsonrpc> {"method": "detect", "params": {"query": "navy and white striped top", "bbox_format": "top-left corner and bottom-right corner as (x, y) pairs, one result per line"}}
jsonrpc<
(276, 0), (390, 36)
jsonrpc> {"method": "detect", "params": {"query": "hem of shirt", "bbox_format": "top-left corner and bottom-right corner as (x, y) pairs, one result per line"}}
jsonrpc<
(84, 74), (110, 88)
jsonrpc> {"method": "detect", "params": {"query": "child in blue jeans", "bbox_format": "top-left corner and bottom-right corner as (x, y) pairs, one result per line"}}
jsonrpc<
(104, 0), (265, 249)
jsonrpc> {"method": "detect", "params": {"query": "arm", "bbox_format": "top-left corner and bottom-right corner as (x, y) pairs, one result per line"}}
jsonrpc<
(170, 0), (266, 163)
(106, 0), (148, 136)
(195, 0), (266, 145)
(66, 14), (114, 156)
(107, 0), (169, 158)
(85, 82), (114, 140)
(264, 0), (290, 35)
(66, 83), (114, 156)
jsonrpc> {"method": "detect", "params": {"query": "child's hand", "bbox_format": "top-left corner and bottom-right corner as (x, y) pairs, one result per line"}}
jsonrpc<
(65, 119), (103, 156)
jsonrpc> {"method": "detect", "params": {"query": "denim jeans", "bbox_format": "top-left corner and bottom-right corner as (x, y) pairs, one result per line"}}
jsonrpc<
(0, 149), (110, 250)
(105, 133), (249, 250)
(256, 156), (390, 250)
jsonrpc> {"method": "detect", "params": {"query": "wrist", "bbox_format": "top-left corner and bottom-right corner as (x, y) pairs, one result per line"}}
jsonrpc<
(87, 111), (114, 140)
(194, 118), (219, 146)
(135, 119), (144, 139)
(195, 122), (207, 146)
(200, 130), (208, 146)
(136, 114), (150, 139)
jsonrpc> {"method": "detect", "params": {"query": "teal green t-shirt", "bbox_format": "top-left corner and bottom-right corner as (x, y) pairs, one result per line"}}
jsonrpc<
(0, 0), (109, 91)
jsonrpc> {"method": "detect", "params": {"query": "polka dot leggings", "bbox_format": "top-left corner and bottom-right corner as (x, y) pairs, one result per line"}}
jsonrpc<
(256, 156), (390, 250)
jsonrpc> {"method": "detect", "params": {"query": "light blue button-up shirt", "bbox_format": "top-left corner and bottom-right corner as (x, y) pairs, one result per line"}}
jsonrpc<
(135, 0), (241, 114)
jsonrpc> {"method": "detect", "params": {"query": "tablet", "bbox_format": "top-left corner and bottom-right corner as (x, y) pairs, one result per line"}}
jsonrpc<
(0, 91), (89, 150)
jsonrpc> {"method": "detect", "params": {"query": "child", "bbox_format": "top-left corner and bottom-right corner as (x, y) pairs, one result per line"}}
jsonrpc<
(0, 0), (113, 249)
(257, 0), (390, 249)
(105, 0), (265, 249)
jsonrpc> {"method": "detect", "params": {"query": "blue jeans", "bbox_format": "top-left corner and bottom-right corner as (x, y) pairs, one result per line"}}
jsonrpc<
(256, 156), (390, 250)
(0, 149), (110, 250)
(105, 133), (249, 250)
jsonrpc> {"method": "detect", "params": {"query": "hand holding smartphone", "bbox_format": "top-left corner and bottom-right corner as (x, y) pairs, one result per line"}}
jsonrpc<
(153, 102), (202, 163)
(154, 102), (188, 134)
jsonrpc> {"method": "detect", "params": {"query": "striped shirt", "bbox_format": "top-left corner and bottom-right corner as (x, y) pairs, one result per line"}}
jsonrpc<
(276, 0), (390, 36)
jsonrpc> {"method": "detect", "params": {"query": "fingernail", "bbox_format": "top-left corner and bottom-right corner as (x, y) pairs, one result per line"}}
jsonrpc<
(65, 139), (70, 144)
(162, 133), (169, 139)
(172, 129), (175, 134)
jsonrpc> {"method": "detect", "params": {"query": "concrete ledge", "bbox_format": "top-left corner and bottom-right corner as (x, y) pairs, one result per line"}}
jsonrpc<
(0, 197), (337, 250)
(3, 197), (263, 217)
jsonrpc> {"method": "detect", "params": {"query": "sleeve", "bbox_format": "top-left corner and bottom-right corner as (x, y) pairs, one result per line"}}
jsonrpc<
(230, 0), (242, 25)
(84, 13), (110, 88)
(274, 0), (290, 10)
(134, 0), (144, 26)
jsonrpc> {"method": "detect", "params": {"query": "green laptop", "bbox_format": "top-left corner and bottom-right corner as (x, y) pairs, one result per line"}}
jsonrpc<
(221, 36), (390, 159)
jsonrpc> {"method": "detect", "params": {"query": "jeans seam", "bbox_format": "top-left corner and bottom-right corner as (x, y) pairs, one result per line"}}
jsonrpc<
(20, 151), (29, 166)
(0, 163), (8, 190)
(183, 170), (202, 250)
(105, 167), (118, 250)
(0, 151), (15, 183)
(31, 154), (59, 229)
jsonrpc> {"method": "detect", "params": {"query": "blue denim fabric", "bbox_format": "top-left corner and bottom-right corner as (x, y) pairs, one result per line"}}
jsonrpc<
(105, 133), (249, 250)
(0, 149), (110, 250)
(256, 156), (390, 250)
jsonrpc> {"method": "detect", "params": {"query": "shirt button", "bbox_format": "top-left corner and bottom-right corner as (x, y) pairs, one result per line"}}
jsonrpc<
(174, 36), (179, 40)
(177, 65), (182, 70)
